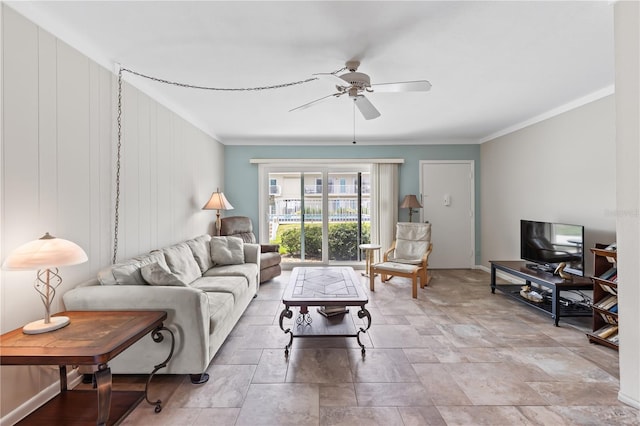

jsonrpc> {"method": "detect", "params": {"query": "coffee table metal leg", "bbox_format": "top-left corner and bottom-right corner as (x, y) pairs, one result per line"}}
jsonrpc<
(296, 305), (312, 325)
(356, 306), (372, 356)
(279, 306), (294, 357)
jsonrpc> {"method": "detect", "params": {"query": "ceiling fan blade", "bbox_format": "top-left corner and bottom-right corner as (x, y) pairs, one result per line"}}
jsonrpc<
(313, 72), (350, 88)
(354, 95), (381, 120)
(370, 80), (432, 93)
(289, 92), (343, 112)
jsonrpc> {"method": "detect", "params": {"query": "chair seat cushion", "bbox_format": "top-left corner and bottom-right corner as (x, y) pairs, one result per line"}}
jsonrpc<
(387, 257), (423, 266)
(373, 262), (421, 273)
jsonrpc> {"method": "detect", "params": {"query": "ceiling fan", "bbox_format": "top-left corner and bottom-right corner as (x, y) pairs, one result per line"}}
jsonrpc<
(290, 60), (431, 120)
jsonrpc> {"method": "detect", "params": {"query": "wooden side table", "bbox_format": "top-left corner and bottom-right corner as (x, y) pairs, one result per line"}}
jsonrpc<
(0, 310), (173, 426)
(359, 243), (381, 277)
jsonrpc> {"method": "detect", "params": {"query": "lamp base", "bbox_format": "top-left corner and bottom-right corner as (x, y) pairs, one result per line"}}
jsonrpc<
(23, 316), (70, 334)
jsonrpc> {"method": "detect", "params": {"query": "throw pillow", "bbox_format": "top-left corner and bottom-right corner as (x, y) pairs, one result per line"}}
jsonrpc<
(210, 236), (245, 265)
(141, 262), (187, 286)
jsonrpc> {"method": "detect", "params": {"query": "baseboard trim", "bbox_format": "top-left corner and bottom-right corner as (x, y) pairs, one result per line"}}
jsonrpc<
(618, 391), (640, 409)
(0, 369), (82, 426)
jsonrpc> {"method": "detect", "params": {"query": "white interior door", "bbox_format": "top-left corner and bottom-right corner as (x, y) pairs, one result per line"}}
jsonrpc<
(420, 161), (474, 268)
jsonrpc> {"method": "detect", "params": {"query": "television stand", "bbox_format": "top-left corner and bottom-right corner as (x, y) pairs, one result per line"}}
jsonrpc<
(490, 260), (592, 326)
(525, 263), (554, 273)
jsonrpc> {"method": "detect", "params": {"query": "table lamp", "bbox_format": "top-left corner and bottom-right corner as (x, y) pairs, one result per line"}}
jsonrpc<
(2, 232), (88, 334)
(203, 188), (234, 235)
(400, 194), (422, 222)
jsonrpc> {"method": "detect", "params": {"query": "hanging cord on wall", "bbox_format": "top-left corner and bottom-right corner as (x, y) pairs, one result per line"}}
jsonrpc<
(111, 64), (346, 263)
(118, 66), (347, 92)
(113, 67), (123, 264)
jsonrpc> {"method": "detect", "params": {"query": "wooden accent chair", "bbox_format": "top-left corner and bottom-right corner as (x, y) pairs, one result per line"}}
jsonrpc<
(370, 222), (432, 298)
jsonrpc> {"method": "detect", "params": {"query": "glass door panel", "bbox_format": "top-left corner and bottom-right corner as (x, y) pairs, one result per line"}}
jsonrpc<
(268, 172), (323, 263)
(302, 172), (323, 262)
(327, 172), (371, 261)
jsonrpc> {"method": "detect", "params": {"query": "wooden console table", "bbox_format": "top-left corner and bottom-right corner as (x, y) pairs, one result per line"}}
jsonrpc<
(490, 261), (592, 326)
(0, 310), (173, 426)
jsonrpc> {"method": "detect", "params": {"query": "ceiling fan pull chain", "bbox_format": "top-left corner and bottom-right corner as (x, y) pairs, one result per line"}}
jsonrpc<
(353, 99), (357, 144)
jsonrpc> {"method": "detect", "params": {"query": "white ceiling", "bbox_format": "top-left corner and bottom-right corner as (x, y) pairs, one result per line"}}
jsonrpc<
(9, 1), (614, 145)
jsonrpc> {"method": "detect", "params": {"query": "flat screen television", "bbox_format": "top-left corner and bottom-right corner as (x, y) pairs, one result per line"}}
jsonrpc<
(520, 220), (585, 276)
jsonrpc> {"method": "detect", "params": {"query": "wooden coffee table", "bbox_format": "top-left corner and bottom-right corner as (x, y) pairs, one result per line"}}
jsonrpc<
(279, 267), (371, 356)
(0, 310), (173, 426)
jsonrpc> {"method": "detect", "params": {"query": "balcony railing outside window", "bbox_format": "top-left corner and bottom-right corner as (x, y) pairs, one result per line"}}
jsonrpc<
(303, 184), (370, 195)
(272, 198), (370, 223)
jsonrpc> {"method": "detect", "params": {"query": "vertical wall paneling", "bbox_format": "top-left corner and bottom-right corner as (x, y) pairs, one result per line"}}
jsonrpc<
(88, 62), (100, 272)
(137, 92), (150, 252)
(37, 29), (57, 233)
(155, 105), (172, 248)
(2, 6), (41, 333)
(1, 5), (49, 410)
(123, 83), (139, 258)
(55, 40), (92, 289)
(98, 69), (113, 267)
(1, 7), (225, 419)
(149, 102), (158, 249)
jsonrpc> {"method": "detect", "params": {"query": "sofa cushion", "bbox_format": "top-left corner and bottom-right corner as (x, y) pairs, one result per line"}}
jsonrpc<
(206, 292), (235, 333)
(161, 243), (202, 284)
(190, 276), (248, 303)
(98, 252), (169, 285)
(186, 235), (214, 273)
(203, 263), (258, 285)
(141, 262), (187, 286)
(211, 236), (245, 266)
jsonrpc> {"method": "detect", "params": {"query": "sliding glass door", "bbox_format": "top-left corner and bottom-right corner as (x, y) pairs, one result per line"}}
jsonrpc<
(263, 165), (371, 265)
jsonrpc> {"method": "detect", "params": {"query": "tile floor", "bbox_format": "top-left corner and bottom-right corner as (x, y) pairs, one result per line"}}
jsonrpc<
(107, 269), (639, 425)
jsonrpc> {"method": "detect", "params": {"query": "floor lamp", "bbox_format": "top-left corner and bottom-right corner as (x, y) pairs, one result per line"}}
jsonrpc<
(203, 188), (234, 235)
(400, 194), (423, 223)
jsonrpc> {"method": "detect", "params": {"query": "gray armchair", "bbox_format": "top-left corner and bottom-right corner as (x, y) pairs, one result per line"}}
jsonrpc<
(220, 216), (282, 283)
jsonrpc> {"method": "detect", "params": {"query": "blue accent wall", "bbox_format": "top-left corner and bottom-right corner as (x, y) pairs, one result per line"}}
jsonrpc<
(224, 144), (481, 264)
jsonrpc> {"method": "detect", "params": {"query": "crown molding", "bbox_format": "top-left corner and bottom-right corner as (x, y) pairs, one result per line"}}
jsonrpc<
(479, 85), (615, 143)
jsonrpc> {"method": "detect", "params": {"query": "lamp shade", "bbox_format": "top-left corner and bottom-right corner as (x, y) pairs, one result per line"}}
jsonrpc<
(202, 190), (234, 211)
(2, 233), (88, 271)
(400, 194), (422, 209)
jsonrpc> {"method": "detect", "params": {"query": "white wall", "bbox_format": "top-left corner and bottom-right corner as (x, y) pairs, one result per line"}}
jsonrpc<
(481, 95), (617, 271)
(614, 0), (640, 409)
(0, 5), (224, 419)
(481, 77), (640, 407)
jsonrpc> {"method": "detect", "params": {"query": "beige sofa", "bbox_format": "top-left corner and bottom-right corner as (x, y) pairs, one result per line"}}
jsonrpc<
(63, 234), (259, 384)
